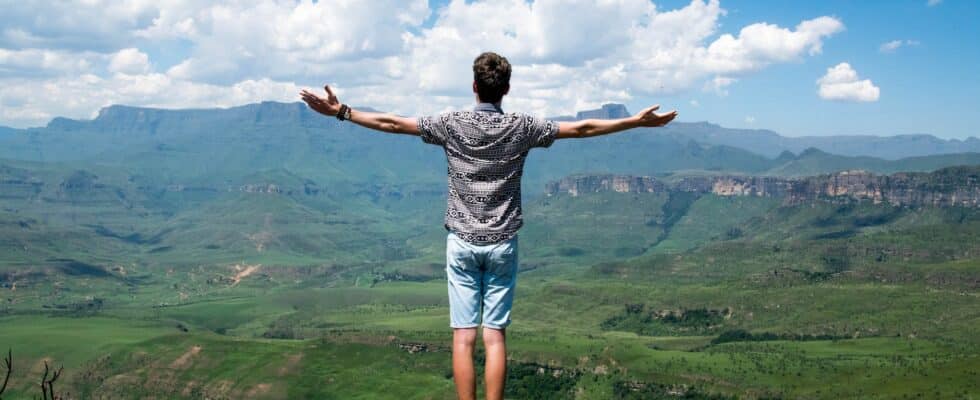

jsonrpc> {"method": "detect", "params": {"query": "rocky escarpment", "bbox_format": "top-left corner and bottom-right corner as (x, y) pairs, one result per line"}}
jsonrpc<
(545, 166), (980, 208)
(544, 175), (667, 196)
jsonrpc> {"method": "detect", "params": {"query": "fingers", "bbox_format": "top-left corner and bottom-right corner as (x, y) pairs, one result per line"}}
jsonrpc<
(300, 90), (322, 103)
(324, 84), (335, 98)
(645, 104), (660, 114)
(299, 94), (318, 105)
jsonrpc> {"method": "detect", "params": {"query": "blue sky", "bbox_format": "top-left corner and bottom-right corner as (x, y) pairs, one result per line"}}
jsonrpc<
(664, 0), (979, 137)
(0, 0), (976, 139)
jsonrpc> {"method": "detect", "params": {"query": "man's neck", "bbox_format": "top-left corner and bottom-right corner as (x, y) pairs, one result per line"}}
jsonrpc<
(474, 102), (503, 113)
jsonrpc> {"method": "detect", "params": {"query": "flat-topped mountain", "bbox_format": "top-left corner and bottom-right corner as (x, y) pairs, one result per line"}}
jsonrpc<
(550, 103), (631, 121)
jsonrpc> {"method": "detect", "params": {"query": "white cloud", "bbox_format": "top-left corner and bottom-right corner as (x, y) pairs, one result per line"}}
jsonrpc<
(108, 48), (150, 74)
(689, 99), (700, 107)
(0, 1), (159, 51)
(817, 62), (880, 102)
(0, 73), (301, 127)
(744, 115), (755, 124)
(140, 0), (430, 84)
(398, 0), (842, 116)
(0, 0), (846, 127)
(927, 0), (942, 6)
(704, 76), (736, 96)
(879, 39), (919, 53)
(0, 48), (100, 77)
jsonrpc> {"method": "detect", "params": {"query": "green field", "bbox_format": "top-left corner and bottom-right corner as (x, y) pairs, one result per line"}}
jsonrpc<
(2, 181), (979, 399)
(1, 107), (979, 398)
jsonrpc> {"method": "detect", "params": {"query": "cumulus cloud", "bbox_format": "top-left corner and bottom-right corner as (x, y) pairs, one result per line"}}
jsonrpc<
(0, 73), (301, 126)
(143, 0), (429, 85)
(0, 0), (846, 127)
(108, 48), (151, 74)
(0, 48), (101, 77)
(0, 0), (159, 51)
(817, 62), (880, 102)
(397, 0), (842, 116)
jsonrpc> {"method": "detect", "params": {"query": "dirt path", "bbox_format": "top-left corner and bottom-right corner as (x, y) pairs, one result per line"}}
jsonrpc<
(170, 345), (201, 369)
(230, 264), (261, 286)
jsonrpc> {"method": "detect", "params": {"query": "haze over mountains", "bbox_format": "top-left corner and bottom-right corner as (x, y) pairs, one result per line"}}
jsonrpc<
(551, 103), (980, 160)
(0, 101), (978, 195)
(2, 99), (977, 270)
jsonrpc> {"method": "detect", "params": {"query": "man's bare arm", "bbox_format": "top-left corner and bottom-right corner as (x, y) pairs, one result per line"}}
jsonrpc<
(556, 105), (678, 139)
(300, 85), (420, 135)
(347, 109), (419, 135)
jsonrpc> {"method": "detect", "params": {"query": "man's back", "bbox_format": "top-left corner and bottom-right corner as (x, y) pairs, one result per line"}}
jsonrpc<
(417, 103), (557, 245)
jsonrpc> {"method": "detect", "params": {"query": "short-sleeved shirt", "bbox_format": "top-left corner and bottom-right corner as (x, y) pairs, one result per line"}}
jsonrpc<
(417, 102), (558, 245)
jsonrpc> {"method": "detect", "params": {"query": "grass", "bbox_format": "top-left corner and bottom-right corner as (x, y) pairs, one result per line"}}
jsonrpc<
(1, 180), (979, 398)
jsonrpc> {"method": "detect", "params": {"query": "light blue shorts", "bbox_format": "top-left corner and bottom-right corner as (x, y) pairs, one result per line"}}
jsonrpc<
(446, 231), (519, 330)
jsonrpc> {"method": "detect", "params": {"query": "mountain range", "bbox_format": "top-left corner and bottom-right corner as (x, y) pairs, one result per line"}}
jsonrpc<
(1, 101), (978, 197)
(551, 103), (980, 160)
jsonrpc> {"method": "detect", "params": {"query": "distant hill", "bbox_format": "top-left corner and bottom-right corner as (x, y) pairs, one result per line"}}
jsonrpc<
(767, 148), (980, 176)
(556, 103), (980, 160)
(546, 165), (980, 208)
(0, 102), (775, 194)
(0, 101), (977, 197)
(0, 125), (16, 137)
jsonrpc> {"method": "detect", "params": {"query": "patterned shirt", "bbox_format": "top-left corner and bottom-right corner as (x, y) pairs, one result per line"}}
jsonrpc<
(418, 102), (558, 245)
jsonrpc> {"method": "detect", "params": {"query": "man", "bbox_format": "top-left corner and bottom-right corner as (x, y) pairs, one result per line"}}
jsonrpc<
(300, 52), (677, 400)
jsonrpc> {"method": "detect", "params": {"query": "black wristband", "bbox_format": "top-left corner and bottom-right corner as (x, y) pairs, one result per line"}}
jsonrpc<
(336, 104), (350, 121)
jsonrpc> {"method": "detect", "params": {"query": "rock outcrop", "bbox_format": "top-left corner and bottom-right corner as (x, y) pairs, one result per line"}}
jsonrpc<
(544, 175), (667, 197)
(545, 166), (980, 208)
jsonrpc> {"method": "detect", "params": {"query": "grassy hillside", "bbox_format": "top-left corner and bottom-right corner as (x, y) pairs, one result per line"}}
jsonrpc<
(2, 183), (979, 398)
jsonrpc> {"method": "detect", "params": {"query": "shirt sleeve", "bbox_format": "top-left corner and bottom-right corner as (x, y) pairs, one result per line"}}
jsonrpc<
(417, 114), (448, 147)
(526, 115), (558, 149)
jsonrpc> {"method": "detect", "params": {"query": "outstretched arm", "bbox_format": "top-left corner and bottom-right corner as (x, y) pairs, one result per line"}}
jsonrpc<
(300, 85), (419, 136)
(556, 105), (677, 139)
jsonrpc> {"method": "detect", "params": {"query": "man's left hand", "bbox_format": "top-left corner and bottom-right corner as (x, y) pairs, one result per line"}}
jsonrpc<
(634, 104), (678, 128)
(300, 85), (342, 117)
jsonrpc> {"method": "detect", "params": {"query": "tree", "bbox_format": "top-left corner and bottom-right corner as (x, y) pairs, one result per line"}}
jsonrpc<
(39, 361), (65, 400)
(1, 348), (10, 399)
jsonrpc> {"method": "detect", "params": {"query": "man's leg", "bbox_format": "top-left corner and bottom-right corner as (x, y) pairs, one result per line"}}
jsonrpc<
(453, 327), (478, 400)
(446, 232), (483, 400)
(481, 235), (518, 400)
(482, 327), (506, 400)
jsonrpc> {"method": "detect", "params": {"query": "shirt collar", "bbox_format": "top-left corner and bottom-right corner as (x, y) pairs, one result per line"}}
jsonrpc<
(473, 102), (503, 114)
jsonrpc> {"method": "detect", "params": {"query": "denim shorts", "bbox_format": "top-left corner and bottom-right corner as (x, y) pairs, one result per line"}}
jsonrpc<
(446, 231), (519, 330)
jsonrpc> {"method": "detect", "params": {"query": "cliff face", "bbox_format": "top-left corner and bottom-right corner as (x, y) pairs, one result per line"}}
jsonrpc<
(544, 167), (980, 208)
(544, 175), (667, 197)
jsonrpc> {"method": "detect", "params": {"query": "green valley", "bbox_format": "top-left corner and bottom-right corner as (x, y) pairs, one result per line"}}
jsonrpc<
(0, 103), (978, 399)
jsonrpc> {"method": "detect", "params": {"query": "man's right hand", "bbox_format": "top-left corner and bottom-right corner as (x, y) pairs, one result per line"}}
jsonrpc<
(634, 104), (678, 127)
(557, 104), (679, 139)
(300, 85), (342, 117)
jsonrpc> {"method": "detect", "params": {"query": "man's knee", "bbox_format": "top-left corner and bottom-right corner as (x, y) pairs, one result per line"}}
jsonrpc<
(454, 327), (478, 347)
(482, 326), (506, 347)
